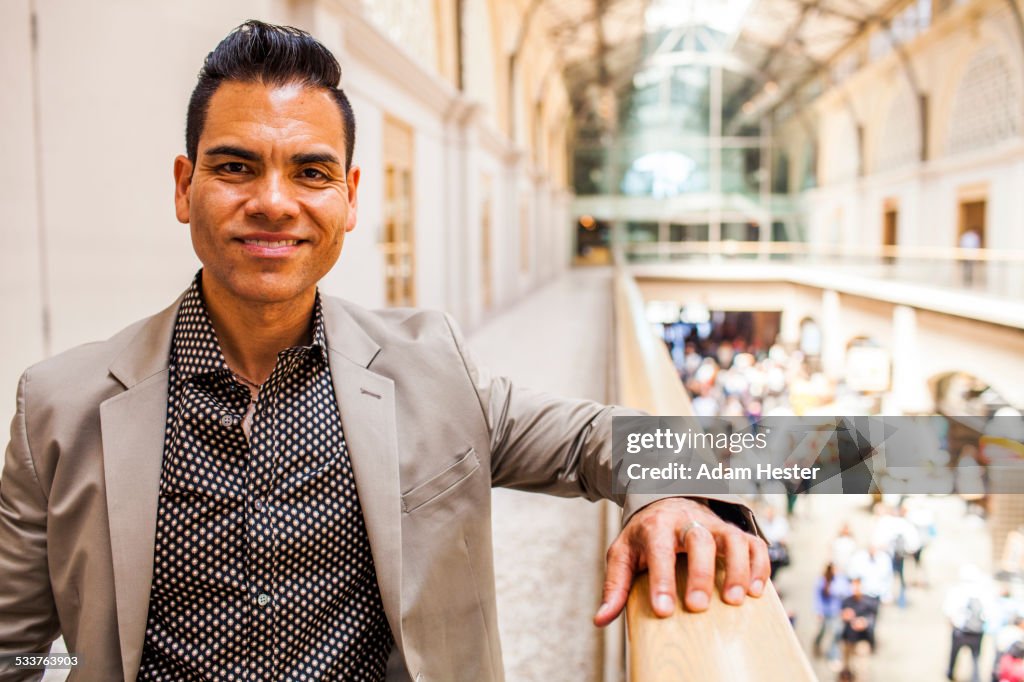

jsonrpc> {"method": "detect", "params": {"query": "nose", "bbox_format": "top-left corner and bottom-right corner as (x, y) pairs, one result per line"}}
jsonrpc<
(246, 170), (299, 222)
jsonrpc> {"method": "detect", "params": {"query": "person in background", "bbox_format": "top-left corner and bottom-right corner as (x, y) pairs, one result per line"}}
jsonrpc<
(691, 383), (720, 418)
(832, 523), (859, 577)
(956, 443), (987, 514)
(944, 565), (993, 682)
(993, 615), (1024, 682)
(958, 228), (981, 287)
(873, 505), (920, 608)
(813, 562), (851, 664)
(840, 578), (879, 676)
(849, 544), (894, 604)
(905, 500), (936, 587)
(760, 504), (791, 579)
(996, 640), (1024, 682)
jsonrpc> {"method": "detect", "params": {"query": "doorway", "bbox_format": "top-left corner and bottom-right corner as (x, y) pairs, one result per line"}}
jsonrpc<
(382, 115), (416, 307)
(882, 199), (898, 264)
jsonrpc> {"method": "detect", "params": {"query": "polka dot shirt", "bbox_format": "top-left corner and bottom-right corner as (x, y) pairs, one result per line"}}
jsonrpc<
(138, 274), (393, 681)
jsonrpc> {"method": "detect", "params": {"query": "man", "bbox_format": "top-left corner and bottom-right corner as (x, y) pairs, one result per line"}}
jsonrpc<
(0, 21), (768, 681)
(945, 565), (992, 682)
(839, 578), (879, 675)
(848, 543), (894, 603)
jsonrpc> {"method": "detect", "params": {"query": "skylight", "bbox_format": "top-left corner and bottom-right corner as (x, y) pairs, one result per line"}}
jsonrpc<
(645, 0), (755, 35)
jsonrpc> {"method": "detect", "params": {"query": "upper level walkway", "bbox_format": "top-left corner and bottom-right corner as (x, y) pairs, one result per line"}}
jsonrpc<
(623, 248), (1024, 412)
(468, 267), (616, 682)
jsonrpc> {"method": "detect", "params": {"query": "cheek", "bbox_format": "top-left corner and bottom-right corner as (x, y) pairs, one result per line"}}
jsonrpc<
(190, 183), (241, 225)
(323, 225), (345, 262)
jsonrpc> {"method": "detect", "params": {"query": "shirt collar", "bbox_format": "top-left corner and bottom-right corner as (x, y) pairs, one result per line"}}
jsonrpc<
(171, 271), (327, 382)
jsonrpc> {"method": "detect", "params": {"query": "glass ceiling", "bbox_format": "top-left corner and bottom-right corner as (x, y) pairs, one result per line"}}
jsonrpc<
(644, 0), (754, 34)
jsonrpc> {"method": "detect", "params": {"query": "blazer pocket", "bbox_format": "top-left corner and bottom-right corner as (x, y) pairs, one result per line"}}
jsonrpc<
(402, 448), (480, 513)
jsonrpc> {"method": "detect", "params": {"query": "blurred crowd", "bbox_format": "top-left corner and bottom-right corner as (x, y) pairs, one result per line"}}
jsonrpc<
(800, 502), (935, 678)
(664, 331), (847, 418)
(661, 324), (1024, 681)
(764, 495), (1024, 682)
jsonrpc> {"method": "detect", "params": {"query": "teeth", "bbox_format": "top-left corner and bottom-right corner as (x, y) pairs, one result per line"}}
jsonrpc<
(244, 239), (299, 247)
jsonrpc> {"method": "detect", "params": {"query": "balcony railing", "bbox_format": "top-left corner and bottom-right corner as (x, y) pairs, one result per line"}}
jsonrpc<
(612, 267), (815, 681)
(620, 240), (1024, 302)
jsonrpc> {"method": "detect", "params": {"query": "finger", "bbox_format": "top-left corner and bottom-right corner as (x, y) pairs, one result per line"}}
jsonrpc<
(594, 543), (634, 627)
(682, 524), (715, 612)
(645, 527), (680, 618)
(719, 529), (750, 605)
(748, 535), (770, 597)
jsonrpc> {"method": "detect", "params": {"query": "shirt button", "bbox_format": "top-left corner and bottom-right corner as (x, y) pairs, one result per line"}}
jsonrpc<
(255, 499), (265, 512)
(220, 415), (234, 427)
(257, 593), (271, 607)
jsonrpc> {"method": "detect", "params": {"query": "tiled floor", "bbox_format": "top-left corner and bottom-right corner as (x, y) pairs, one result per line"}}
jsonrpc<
(468, 267), (615, 682)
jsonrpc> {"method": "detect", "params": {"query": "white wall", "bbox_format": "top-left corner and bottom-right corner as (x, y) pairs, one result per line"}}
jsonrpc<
(0, 0), (46, 413)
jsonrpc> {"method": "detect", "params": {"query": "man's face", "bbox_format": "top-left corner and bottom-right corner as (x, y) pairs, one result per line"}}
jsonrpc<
(173, 81), (359, 306)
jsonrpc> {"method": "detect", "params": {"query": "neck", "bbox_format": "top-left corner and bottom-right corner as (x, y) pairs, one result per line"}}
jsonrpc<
(202, 279), (316, 385)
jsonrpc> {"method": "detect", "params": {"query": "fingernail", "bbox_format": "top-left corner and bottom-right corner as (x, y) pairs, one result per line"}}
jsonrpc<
(688, 590), (709, 610)
(751, 579), (764, 596)
(596, 602), (611, 616)
(726, 585), (745, 603)
(656, 594), (674, 613)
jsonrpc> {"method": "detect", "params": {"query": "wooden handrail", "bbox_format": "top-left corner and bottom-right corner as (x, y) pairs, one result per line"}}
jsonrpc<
(627, 565), (816, 681)
(612, 266), (815, 682)
(613, 270), (693, 416)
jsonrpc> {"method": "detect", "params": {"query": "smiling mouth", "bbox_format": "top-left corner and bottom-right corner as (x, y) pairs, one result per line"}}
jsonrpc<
(242, 239), (300, 247)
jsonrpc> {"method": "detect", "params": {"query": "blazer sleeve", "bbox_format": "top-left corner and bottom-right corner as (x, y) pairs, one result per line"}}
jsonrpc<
(441, 314), (760, 535)
(0, 372), (58, 681)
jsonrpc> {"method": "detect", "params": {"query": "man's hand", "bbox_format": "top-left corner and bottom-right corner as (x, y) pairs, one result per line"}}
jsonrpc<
(593, 498), (769, 626)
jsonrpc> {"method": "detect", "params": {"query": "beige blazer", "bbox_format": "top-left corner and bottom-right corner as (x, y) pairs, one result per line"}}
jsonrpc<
(0, 292), (755, 682)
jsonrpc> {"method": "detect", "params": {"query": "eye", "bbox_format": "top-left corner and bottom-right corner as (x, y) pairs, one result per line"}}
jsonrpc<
(300, 167), (328, 180)
(220, 162), (248, 174)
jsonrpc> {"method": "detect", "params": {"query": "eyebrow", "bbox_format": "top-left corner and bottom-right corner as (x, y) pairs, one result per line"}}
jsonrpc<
(203, 146), (341, 168)
(291, 152), (342, 166)
(204, 145), (260, 161)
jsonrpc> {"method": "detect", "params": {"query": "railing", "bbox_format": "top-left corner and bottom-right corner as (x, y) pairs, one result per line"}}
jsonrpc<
(612, 268), (815, 682)
(613, 269), (694, 417)
(621, 240), (1024, 302)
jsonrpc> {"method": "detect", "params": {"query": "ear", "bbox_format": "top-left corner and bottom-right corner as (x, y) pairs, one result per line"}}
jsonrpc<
(344, 165), (361, 233)
(173, 155), (194, 224)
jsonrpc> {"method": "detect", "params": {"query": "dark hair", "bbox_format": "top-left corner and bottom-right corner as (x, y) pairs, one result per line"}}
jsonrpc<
(185, 20), (356, 169)
(821, 562), (835, 599)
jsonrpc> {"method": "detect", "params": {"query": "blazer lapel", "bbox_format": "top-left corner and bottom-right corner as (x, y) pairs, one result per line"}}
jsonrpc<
(101, 297), (180, 680)
(321, 299), (405, 655)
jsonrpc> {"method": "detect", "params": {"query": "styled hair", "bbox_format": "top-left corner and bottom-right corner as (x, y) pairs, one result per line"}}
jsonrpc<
(185, 20), (356, 169)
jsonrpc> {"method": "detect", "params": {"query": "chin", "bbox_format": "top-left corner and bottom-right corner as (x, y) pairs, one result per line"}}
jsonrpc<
(227, 275), (311, 305)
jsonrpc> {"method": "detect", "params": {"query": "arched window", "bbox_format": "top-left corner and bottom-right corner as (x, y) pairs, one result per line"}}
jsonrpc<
(947, 46), (1021, 155)
(875, 85), (920, 172)
(361, 0), (439, 70)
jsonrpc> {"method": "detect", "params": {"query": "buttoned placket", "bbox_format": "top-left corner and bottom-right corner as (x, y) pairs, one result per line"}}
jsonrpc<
(242, 347), (310, 677)
(142, 280), (393, 681)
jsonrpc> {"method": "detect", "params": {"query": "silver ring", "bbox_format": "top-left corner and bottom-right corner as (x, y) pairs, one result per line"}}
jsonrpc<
(680, 520), (705, 546)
